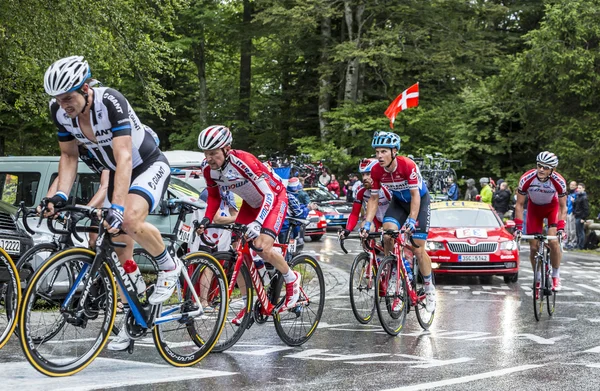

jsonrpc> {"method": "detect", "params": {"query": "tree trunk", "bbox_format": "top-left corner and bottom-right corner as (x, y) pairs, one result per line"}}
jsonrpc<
(238, 0), (252, 147)
(343, 1), (364, 104)
(0, 135), (4, 156)
(192, 32), (207, 129)
(318, 14), (332, 142)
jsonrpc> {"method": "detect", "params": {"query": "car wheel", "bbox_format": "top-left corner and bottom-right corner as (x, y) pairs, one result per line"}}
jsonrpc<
(504, 273), (518, 284)
(310, 235), (323, 242)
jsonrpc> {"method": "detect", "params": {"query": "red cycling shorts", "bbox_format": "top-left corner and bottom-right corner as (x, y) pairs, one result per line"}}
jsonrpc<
(526, 199), (559, 234)
(236, 191), (288, 239)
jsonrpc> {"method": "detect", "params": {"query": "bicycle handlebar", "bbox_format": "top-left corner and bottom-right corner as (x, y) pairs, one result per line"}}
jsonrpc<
(381, 229), (420, 248)
(197, 222), (264, 252)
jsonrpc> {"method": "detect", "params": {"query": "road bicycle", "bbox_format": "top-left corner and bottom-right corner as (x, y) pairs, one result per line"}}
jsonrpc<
(375, 230), (435, 336)
(18, 204), (228, 377)
(197, 218), (325, 351)
(521, 233), (560, 321)
(0, 247), (20, 350)
(339, 231), (385, 324)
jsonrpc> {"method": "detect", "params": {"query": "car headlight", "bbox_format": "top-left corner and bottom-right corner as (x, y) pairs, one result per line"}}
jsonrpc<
(426, 241), (445, 251)
(320, 206), (337, 214)
(500, 240), (517, 250)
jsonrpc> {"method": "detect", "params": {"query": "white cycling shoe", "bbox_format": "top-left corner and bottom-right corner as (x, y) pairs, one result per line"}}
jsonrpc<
(107, 327), (131, 351)
(425, 289), (436, 313)
(149, 259), (182, 305)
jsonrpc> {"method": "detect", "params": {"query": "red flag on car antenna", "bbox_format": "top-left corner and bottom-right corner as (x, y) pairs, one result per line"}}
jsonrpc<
(384, 82), (419, 129)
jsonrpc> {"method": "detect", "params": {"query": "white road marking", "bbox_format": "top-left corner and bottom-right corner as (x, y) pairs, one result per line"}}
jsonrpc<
(0, 358), (236, 390)
(584, 346), (600, 353)
(382, 364), (543, 391)
(346, 355), (473, 368)
(577, 284), (600, 294)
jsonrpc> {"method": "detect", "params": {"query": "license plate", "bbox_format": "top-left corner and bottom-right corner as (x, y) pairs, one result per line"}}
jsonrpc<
(458, 255), (489, 262)
(177, 223), (192, 243)
(307, 223), (317, 229)
(0, 238), (20, 255)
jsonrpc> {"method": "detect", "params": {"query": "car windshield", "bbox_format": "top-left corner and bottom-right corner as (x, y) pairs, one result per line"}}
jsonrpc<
(305, 188), (336, 202)
(168, 177), (202, 198)
(431, 208), (500, 228)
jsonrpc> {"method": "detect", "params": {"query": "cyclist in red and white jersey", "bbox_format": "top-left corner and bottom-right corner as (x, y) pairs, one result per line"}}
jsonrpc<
(361, 131), (435, 312)
(514, 151), (567, 291)
(340, 158), (391, 238)
(196, 125), (301, 308)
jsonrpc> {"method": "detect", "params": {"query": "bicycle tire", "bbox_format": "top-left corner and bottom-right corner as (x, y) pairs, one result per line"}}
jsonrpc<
(546, 253), (556, 316)
(273, 254), (325, 346)
(414, 259), (435, 330)
(375, 256), (408, 336)
(349, 252), (376, 324)
(0, 248), (20, 349)
(213, 261), (253, 352)
(154, 251), (228, 367)
(18, 248), (116, 376)
(533, 255), (544, 321)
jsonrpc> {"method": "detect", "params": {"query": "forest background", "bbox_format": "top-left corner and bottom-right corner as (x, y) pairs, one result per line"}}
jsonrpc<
(2, 0), (600, 211)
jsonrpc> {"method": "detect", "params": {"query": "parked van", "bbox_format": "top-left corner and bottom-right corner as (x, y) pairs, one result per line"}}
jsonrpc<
(0, 156), (205, 270)
(163, 150), (206, 193)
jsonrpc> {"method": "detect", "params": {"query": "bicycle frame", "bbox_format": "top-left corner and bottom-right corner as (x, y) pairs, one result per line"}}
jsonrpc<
(390, 231), (422, 306)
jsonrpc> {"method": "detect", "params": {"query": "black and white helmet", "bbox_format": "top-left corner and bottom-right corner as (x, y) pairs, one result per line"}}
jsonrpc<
(536, 151), (559, 168)
(44, 56), (91, 96)
(198, 125), (232, 150)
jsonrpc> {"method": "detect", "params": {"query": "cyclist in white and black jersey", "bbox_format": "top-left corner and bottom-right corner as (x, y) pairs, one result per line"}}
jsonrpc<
(41, 57), (180, 345)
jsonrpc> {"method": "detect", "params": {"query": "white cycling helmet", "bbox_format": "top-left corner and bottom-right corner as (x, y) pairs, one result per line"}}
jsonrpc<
(372, 131), (401, 150)
(44, 56), (91, 96)
(198, 125), (232, 150)
(536, 151), (558, 168)
(358, 158), (378, 173)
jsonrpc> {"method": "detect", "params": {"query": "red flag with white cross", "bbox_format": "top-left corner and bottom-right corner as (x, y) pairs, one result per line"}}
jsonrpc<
(384, 82), (419, 129)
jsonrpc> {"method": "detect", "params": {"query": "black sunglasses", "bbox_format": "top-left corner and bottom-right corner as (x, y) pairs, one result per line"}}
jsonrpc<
(537, 163), (552, 170)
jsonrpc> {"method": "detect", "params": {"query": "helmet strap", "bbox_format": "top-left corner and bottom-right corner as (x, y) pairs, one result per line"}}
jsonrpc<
(384, 148), (397, 170)
(217, 148), (231, 171)
(76, 87), (90, 114)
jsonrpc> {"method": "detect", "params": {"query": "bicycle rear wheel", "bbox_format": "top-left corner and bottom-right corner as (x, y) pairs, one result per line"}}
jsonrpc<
(154, 252), (228, 366)
(273, 254), (325, 346)
(414, 259), (435, 330)
(19, 248), (116, 376)
(533, 255), (544, 321)
(349, 252), (376, 324)
(375, 256), (407, 336)
(213, 257), (253, 352)
(0, 249), (20, 349)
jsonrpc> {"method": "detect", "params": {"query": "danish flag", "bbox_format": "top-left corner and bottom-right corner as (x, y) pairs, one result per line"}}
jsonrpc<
(384, 82), (419, 129)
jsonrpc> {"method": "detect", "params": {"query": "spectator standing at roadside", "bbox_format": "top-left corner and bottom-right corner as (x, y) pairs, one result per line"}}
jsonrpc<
(327, 174), (341, 197)
(493, 181), (512, 217)
(574, 183), (590, 249)
(566, 181), (578, 249)
(465, 178), (479, 201)
(345, 174), (358, 202)
(447, 177), (459, 201)
(480, 177), (493, 205)
(319, 168), (331, 187)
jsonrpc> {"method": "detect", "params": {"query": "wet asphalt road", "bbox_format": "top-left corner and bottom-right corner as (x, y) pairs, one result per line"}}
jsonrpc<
(3, 235), (600, 390)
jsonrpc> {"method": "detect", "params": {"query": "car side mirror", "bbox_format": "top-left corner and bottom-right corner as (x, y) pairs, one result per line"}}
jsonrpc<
(505, 220), (516, 229)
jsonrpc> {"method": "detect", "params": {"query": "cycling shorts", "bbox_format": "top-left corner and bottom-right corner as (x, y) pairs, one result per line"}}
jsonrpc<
(236, 191), (288, 240)
(107, 153), (171, 213)
(526, 199), (559, 234)
(382, 193), (431, 240)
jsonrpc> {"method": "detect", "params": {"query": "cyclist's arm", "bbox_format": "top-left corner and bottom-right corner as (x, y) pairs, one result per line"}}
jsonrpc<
(87, 170), (109, 208)
(558, 195), (567, 223)
(56, 139), (79, 197)
(408, 188), (421, 221)
(110, 135), (133, 207)
(46, 176), (59, 197)
(345, 201), (363, 232)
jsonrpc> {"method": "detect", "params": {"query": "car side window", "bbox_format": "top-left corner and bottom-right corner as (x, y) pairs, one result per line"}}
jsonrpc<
(49, 173), (102, 205)
(0, 172), (42, 207)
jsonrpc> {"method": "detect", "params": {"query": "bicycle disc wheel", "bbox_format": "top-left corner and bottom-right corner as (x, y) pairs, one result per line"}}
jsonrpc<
(0, 249), (20, 349)
(375, 257), (407, 336)
(273, 254), (325, 346)
(414, 263), (435, 330)
(213, 260), (253, 352)
(349, 252), (376, 324)
(19, 248), (116, 376)
(546, 260), (556, 316)
(533, 256), (544, 321)
(154, 252), (228, 366)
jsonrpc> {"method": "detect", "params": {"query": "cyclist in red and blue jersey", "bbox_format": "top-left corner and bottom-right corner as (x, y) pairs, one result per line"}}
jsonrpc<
(514, 151), (567, 291)
(196, 125), (301, 308)
(361, 131), (435, 312)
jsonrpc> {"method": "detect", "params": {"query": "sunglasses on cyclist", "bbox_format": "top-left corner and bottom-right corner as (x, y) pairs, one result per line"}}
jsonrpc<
(537, 163), (552, 170)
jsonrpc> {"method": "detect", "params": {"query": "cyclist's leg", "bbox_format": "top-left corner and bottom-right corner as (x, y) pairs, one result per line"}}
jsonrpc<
(412, 193), (431, 276)
(546, 201), (562, 289)
(381, 197), (408, 255)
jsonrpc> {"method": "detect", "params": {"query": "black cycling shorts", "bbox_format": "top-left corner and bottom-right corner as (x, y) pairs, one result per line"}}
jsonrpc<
(382, 192), (431, 240)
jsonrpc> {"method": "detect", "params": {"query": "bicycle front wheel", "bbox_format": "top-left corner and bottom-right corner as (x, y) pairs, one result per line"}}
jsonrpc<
(546, 259), (556, 316)
(349, 252), (376, 324)
(154, 252), (228, 366)
(273, 254), (325, 346)
(375, 257), (408, 336)
(19, 248), (116, 377)
(533, 255), (544, 321)
(0, 248), (20, 349)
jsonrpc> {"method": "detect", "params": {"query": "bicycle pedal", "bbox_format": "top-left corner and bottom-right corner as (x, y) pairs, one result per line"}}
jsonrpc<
(127, 340), (135, 354)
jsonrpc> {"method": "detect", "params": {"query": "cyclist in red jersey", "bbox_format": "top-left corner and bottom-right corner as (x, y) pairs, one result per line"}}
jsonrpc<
(339, 158), (391, 238)
(361, 131), (435, 313)
(514, 151), (567, 291)
(196, 125), (301, 308)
